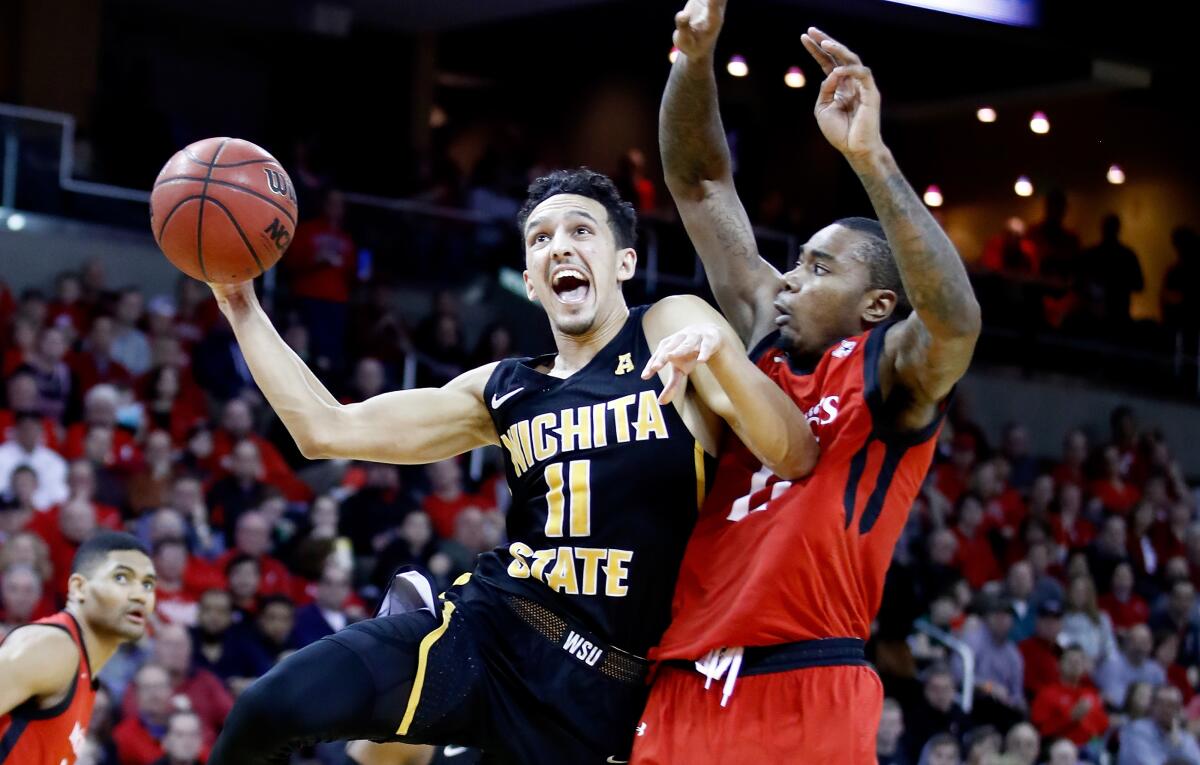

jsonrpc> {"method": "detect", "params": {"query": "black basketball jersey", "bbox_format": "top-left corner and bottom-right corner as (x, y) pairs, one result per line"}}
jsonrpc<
(476, 305), (714, 655)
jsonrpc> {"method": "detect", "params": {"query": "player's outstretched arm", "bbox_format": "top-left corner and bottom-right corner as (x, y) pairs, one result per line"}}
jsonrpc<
(211, 283), (498, 464)
(661, 0), (783, 347)
(0, 626), (79, 717)
(643, 295), (818, 479)
(802, 29), (981, 421)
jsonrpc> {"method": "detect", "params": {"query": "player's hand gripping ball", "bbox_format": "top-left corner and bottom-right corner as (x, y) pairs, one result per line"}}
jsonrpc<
(150, 137), (298, 284)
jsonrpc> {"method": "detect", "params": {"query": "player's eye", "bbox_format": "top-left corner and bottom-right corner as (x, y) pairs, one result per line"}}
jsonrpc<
(532, 233), (550, 245)
(814, 263), (829, 275)
(114, 573), (128, 583)
(143, 581), (155, 592)
(574, 226), (591, 237)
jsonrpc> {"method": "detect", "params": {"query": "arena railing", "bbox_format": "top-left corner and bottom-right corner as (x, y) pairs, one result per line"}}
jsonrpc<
(911, 618), (975, 714)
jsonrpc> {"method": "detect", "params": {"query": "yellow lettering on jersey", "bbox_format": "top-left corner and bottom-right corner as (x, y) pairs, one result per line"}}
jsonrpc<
(574, 548), (606, 595)
(608, 394), (636, 444)
(516, 419), (535, 473)
(545, 546), (580, 594)
(591, 403), (608, 448)
(530, 548), (557, 581)
(544, 462), (566, 537)
(506, 542), (534, 578)
(604, 549), (633, 597)
(568, 460), (591, 537)
(615, 353), (635, 376)
(634, 390), (669, 441)
(558, 406), (592, 452)
(531, 413), (558, 462)
(500, 425), (528, 478)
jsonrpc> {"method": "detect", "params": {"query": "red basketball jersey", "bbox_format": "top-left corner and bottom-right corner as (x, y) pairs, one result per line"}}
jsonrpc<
(653, 324), (943, 660)
(0, 611), (98, 765)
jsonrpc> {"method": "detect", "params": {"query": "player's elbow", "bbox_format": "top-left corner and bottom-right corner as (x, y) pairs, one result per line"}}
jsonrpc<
(292, 407), (340, 460)
(762, 429), (819, 481)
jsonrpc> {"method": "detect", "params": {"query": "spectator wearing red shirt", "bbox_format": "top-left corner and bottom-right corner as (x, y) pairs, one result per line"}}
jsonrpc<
(952, 494), (1002, 589)
(1090, 445), (1141, 516)
(1152, 502), (1193, 568)
(141, 366), (208, 446)
(121, 624), (231, 741)
(0, 371), (62, 451)
(113, 662), (213, 765)
(17, 325), (74, 423)
(69, 316), (133, 395)
(285, 189), (356, 371)
(214, 511), (292, 599)
(61, 384), (142, 467)
(207, 440), (269, 536)
(1053, 429), (1089, 490)
(1031, 645), (1109, 747)
(0, 465), (38, 543)
(1021, 598), (1066, 697)
(1128, 500), (1160, 582)
(0, 562), (55, 634)
(1051, 483), (1095, 552)
(152, 538), (222, 627)
(935, 432), (978, 505)
(422, 458), (494, 540)
(209, 399), (311, 504)
(150, 711), (206, 765)
(976, 457), (1028, 536)
(46, 272), (89, 340)
(1154, 631), (1195, 703)
(1099, 562), (1150, 633)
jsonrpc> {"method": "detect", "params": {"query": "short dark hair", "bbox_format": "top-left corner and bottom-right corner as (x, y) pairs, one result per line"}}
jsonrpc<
(517, 168), (637, 249)
(834, 217), (909, 314)
(259, 594), (295, 613)
(224, 553), (259, 578)
(71, 532), (150, 576)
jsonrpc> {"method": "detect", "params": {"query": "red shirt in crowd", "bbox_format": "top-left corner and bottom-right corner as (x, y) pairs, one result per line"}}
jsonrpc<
(1098, 592), (1150, 631)
(953, 527), (1002, 589)
(422, 492), (495, 539)
(1031, 680), (1109, 746)
(0, 410), (62, 452)
(119, 669), (230, 744)
(212, 550), (292, 598)
(208, 431), (312, 503)
(1019, 636), (1062, 697)
(285, 219), (356, 304)
(28, 505), (123, 599)
(61, 424), (142, 467)
(1051, 515), (1096, 551)
(112, 713), (212, 765)
(1089, 479), (1141, 515)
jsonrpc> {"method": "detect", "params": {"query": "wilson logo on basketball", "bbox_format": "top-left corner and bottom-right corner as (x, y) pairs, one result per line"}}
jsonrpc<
(263, 168), (297, 203)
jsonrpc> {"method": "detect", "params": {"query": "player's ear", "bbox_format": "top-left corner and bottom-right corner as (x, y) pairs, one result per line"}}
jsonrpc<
(861, 288), (896, 325)
(616, 248), (637, 283)
(66, 572), (88, 605)
(522, 270), (539, 303)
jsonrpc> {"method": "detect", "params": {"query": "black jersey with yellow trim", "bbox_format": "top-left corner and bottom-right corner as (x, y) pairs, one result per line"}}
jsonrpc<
(477, 304), (714, 656)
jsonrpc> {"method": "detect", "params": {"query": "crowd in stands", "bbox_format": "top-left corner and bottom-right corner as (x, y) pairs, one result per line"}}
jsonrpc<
(2, 163), (1200, 765)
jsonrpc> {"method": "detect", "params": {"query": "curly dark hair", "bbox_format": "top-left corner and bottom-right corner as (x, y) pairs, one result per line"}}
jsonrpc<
(517, 168), (638, 249)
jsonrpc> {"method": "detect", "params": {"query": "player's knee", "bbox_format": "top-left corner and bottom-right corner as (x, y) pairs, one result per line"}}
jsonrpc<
(227, 669), (305, 739)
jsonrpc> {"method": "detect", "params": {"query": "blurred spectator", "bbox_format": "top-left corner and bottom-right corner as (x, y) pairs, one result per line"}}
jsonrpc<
(961, 725), (1001, 765)
(112, 662), (178, 765)
(470, 323), (516, 368)
(142, 624), (230, 738)
(1051, 484), (1095, 552)
(215, 511), (292, 597)
(285, 189), (357, 372)
(1004, 722), (1040, 765)
(1153, 502), (1194, 567)
(293, 561), (354, 647)
(1025, 189), (1081, 283)
(878, 697), (910, 765)
(1117, 685), (1200, 765)
(152, 538), (202, 626)
(1001, 423), (1039, 493)
(210, 398), (310, 503)
(957, 595), (1026, 724)
(916, 732), (961, 765)
(613, 148), (657, 213)
(0, 464), (38, 542)
(1020, 598), (1065, 697)
(151, 710), (206, 765)
(207, 440), (269, 537)
(1030, 645), (1109, 747)
(128, 430), (176, 516)
(0, 530), (53, 586)
(17, 326), (74, 423)
(226, 554), (262, 619)
(422, 458), (493, 541)
(936, 433), (978, 505)
(1095, 624), (1167, 708)
(1162, 226), (1200, 335)
(980, 216), (1036, 275)
(112, 287), (152, 376)
(2, 317), (38, 377)
(1149, 581), (1200, 669)
(71, 315), (133, 394)
(191, 588), (240, 680)
(1130, 501), (1160, 583)
(1078, 214), (1144, 327)
(141, 365), (207, 446)
(342, 357), (388, 404)
(1061, 574), (1118, 663)
(371, 510), (439, 590)
(1091, 446), (1142, 516)
(904, 664), (967, 762)
(953, 494), (1002, 589)
(414, 313), (470, 388)
(42, 497), (100, 598)
(339, 462), (413, 554)
(1089, 515), (1131, 597)
(1047, 738), (1080, 765)
(0, 563), (50, 635)
(1053, 430), (1089, 490)
(1154, 631), (1194, 703)
(0, 371), (61, 448)
(47, 273), (87, 337)
(1100, 562), (1150, 633)
(224, 594), (297, 692)
(1002, 560), (1039, 641)
(0, 410), (69, 508)
(191, 321), (255, 401)
(62, 383), (141, 466)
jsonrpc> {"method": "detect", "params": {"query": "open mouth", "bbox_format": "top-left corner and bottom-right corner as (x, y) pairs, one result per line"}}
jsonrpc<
(773, 300), (791, 326)
(551, 267), (591, 305)
(125, 608), (146, 626)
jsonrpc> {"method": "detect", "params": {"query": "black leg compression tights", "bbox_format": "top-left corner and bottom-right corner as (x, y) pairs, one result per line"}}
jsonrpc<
(208, 635), (412, 765)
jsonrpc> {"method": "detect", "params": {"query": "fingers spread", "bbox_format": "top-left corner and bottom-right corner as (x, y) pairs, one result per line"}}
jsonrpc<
(658, 365), (683, 406)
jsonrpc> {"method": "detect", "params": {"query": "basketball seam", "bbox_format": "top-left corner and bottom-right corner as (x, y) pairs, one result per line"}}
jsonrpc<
(154, 195), (203, 244)
(195, 139), (232, 282)
(153, 176), (296, 227)
(205, 196), (268, 278)
(182, 147), (276, 169)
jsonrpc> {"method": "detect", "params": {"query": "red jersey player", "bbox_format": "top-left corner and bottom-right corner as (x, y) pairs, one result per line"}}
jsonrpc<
(633, 3), (981, 763)
(0, 532), (157, 764)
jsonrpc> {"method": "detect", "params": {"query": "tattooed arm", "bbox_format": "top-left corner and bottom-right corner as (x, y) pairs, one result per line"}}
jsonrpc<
(803, 28), (981, 429)
(661, 0), (782, 347)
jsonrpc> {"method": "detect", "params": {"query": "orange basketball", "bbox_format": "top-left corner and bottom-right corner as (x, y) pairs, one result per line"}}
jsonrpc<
(149, 137), (298, 284)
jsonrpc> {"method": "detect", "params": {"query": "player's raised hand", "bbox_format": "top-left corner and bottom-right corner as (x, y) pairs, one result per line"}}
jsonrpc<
(801, 27), (884, 161)
(209, 280), (258, 316)
(673, 0), (728, 61)
(642, 323), (724, 406)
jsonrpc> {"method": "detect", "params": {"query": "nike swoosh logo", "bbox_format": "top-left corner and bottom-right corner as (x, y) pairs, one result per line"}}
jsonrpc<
(443, 746), (469, 757)
(490, 387), (524, 409)
(607, 759), (629, 764)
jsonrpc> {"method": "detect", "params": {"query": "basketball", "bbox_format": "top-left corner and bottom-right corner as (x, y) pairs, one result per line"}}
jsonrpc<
(149, 137), (298, 284)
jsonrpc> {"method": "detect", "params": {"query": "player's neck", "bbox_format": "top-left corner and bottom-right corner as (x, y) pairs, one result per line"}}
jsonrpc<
(548, 304), (629, 378)
(66, 604), (122, 672)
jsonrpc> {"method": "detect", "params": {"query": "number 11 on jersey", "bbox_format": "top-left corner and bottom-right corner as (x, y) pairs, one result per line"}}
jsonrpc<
(545, 461), (591, 537)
